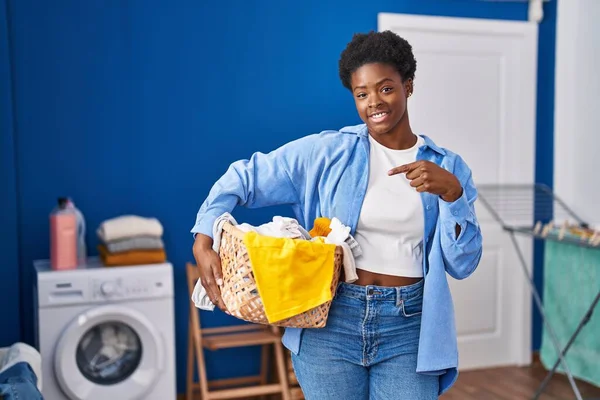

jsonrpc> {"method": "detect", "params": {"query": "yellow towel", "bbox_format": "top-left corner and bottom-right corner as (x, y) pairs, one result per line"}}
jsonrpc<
(242, 232), (337, 323)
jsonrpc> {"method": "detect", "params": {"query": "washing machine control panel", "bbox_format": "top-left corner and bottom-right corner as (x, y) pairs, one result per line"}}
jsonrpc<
(35, 261), (173, 307)
(93, 277), (169, 300)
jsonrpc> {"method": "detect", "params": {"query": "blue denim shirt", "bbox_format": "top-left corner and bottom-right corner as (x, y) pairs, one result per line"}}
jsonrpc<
(191, 123), (483, 394)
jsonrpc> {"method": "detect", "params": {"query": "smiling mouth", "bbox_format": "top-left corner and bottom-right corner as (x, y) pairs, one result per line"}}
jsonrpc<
(369, 111), (390, 122)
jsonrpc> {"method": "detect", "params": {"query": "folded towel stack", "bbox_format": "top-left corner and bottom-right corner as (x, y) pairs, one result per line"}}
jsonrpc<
(96, 215), (166, 266)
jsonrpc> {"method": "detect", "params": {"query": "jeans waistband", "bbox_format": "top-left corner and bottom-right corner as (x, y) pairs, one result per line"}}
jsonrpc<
(336, 279), (424, 302)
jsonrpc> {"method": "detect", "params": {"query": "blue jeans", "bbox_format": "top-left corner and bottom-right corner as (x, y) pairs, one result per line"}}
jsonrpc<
(291, 280), (439, 400)
(0, 362), (43, 400)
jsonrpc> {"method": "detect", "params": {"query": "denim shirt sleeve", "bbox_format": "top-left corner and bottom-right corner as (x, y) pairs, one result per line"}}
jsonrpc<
(438, 155), (483, 279)
(191, 135), (316, 238)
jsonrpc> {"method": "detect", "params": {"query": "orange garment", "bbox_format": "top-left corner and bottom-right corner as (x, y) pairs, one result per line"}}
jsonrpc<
(308, 217), (332, 238)
(97, 245), (166, 266)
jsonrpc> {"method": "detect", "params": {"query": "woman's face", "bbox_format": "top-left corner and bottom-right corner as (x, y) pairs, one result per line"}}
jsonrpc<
(350, 62), (412, 136)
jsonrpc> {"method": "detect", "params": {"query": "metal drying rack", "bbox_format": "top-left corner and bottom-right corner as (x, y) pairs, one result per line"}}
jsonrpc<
(477, 184), (600, 400)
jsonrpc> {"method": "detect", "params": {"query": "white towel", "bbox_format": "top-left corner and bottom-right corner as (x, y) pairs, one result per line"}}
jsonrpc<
(191, 213), (238, 311)
(328, 217), (362, 258)
(324, 217), (359, 283)
(237, 216), (311, 239)
(211, 212), (239, 254)
(97, 215), (163, 242)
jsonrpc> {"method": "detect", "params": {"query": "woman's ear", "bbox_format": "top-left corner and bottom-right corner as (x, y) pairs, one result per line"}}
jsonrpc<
(405, 79), (414, 98)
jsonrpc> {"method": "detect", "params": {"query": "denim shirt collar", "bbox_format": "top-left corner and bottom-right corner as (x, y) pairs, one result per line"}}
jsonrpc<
(343, 123), (446, 156)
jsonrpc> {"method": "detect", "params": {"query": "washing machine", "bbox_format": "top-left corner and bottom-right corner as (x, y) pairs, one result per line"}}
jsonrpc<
(34, 258), (176, 400)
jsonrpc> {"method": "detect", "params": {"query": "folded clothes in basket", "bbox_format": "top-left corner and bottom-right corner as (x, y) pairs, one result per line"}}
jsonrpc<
(191, 213), (361, 313)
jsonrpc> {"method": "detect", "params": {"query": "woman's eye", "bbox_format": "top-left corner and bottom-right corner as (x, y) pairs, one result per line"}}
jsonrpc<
(356, 93), (367, 99)
(382, 87), (393, 93)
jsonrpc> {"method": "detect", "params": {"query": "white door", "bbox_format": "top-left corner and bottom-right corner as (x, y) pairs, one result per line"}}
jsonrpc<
(54, 305), (165, 400)
(379, 13), (538, 369)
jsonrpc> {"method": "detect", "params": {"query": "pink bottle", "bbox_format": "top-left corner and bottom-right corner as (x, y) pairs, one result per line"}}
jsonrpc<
(50, 197), (77, 270)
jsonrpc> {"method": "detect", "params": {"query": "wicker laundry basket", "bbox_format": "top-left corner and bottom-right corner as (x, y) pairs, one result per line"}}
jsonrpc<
(218, 222), (343, 328)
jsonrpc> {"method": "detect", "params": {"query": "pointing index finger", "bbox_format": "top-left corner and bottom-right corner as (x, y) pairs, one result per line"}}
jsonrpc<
(388, 161), (418, 176)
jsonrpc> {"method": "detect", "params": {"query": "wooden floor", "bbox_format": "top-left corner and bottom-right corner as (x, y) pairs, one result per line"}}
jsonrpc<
(441, 360), (600, 400)
(182, 359), (600, 400)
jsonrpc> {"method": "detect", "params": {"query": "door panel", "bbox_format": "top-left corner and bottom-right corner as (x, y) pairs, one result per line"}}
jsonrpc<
(379, 13), (537, 368)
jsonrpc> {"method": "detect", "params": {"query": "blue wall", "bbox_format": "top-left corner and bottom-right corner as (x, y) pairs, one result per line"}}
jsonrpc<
(533, 0), (557, 351)
(1, 0), (554, 393)
(0, 0), (21, 347)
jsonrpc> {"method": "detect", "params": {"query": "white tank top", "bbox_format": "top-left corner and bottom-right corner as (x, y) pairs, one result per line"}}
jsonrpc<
(354, 134), (425, 278)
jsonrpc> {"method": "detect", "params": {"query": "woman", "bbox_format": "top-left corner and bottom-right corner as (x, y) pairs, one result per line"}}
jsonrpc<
(191, 31), (482, 399)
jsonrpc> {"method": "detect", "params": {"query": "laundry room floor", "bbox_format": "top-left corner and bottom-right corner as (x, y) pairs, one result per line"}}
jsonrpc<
(441, 358), (600, 400)
(180, 355), (600, 400)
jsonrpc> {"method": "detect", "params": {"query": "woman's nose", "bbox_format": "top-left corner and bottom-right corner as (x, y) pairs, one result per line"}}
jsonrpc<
(369, 100), (382, 108)
(368, 93), (382, 108)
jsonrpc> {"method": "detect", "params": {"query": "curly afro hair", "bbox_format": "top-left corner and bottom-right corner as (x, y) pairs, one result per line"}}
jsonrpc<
(338, 30), (417, 91)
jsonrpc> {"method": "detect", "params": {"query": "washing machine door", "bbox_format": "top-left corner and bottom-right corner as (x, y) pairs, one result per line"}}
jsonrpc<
(54, 305), (164, 400)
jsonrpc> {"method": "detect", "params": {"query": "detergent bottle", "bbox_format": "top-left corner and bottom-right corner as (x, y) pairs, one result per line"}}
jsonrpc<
(49, 197), (77, 270)
(67, 198), (87, 264)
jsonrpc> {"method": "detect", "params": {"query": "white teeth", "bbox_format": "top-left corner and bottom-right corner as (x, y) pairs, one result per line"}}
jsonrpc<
(372, 112), (387, 118)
